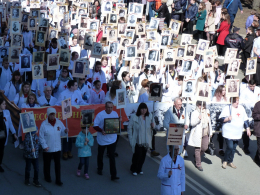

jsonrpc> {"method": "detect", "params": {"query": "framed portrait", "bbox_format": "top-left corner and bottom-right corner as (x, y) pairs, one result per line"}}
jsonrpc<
(102, 45), (109, 56)
(20, 54), (32, 72)
(146, 49), (159, 65)
(10, 20), (20, 34)
(0, 47), (8, 62)
(148, 83), (163, 101)
(197, 82), (211, 102)
(63, 12), (70, 25)
(160, 35), (170, 48)
(146, 29), (157, 42)
(226, 79), (239, 97)
(130, 57), (142, 74)
(21, 13), (29, 24)
(84, 33), (94, 50)
(203, 50), (215, 73)
(196, 39), (210, 55)
(176, 46), (185, 60)
(62, 98), (72, 120)
(102, 24), (111, 38)
(224, 48), (238, 64)
(78, 28), (86, 43)
(61, 26), (70, 35)
(58, 36), (68, 49)
(179, 59), (193, 77)
(125, 29), (135, 40)
(128, 2), (135, 14)
(20, 112), (37, 133)
(134, 4), (143, 18)
(171, 33), (178, 41)
(102, 1), (112, 14)
(80, 16), (88, 29)
(0, 37), (3, 47)
(136, 38), (146, 53)
(47, 54), (59, 70)
(180, 34), (193, 46)
(127, 13), (137, 27)
(182, 78), (196, 98)
(39, 17), (49, 28)
(118, 8), (127, 18)
(47, 70), (56, 81)
(125, 44), (137, 60)
(164, 48), (176, 64)
(91, 42), (103, 58)
(209, 45), (218, 58)
(72, 60), (85, 78)
(8, 47), (21, 63)
(118, 23), (127, 37)
(81, 109), (94, 127)
(184, 44), (196, 60)
(11, 33), (23, 48)
(30, 8), (40, 18)
(58, 5), (67, 15)
(79, 2), (88, 8)
(27, 16), (37, 30)
(108, 13), (118, 25)
(170, 19), (181, 34)
(11, 7), (21, 21)
(108, 28), (117, 41)
(116, 3), (125, 11)
(108, 41), (119, 56)
(35, 31), (45, 47)
(119, 36), (129, 50)
(136, 22), (145, 35)
(60, 49), (70, 66)
(227, 59), (241, 76)
(104, 118), (120, 134)
(167, 124), (184, 145)
(33, 51), (45, 64)
(32, 64), (44, 80)
(246, 57), (257, 75)
(48, 27), (58, 40)
(116, 88), (126, 109)
(88, 19), (99, 31)
(149, 17), (160, 30)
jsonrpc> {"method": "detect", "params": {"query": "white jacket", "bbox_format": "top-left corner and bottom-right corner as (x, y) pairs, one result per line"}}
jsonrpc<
(56, 89), (88, 106)
(157, 154), (185, 195)
(2, 110), (16, 146)
(14, 94), (27, 108)
(4, 81), (21, 101)
(38, 95), (57, 106)
(39, 119), (67, 152)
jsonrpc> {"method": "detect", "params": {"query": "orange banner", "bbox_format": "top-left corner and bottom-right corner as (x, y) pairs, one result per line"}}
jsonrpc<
(21, 105), (128, 137)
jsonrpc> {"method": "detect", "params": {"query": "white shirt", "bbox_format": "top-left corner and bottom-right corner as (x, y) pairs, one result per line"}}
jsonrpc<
(52, 79), (70, 99)
(87, 69), (106, 87)
(31, 78), (52, 98)
(240, 86), (260, 107)
(4, 81), (21, 101)
(39, 119), (67, 152)
(94, 110), (119, 146)
(22, 31), (34, 48)
(46, 47), (59, 54)
(0, 67), (12, 90)
(89, 89), (105, 104)
(14, 94), (27, 108)
(38, 95), (57, 106)
(78, 84), (91, 103)
(56, 89), (88, 106)
(21, 103), (41, 108)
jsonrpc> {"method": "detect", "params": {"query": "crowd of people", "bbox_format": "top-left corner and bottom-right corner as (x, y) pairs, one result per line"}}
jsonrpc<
(0, 0), (260, 194)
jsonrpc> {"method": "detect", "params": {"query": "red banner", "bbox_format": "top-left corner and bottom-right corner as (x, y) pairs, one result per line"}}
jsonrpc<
(21, 105), (128, 137)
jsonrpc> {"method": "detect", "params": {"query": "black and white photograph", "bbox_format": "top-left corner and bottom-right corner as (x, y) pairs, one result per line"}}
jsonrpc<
(35, 31), (45, 47)
(109, 13), (117, 24)
(160, 35), (169, 47)
(120, 37), (130, 48)
(176, 47), (185, 59)
(204, 53), (215, 73)
(196, 39), (210, 55)
(20, 112), (37, 133)
(164, 49), (176, 64)
(148, 83), (163, 101)
(91, 42), (103, 58)
(108, 28), (117, 41)
(89, 20), (98, 30)
(182, 79), (196, 98)
(31, 9), (40, 17)
(127, 14), (137, 27)
(226, 79), (239, 97)
(102, 45), (109, 55)
(197, 82), (210, 102)
(146, 30), (157, 41)
(28, 17), (36, 30)
(11, 21), (20, 34)
(59, 6), (66, 15)
(125, 29), (135, 40)
(130, 57), (142, 73)
(73, 60), (85, 78)
(11, 34), (23, 47)
(20, 55), (31, 72)
(109, 41), (119, 56)
(0, 47), (8, 61)
(78, 29), (85, 41)
(224, 48), (238, 64)
(227, 59), (241, 76)
(170, 20), (181, 34)
(47, 54), (59, 70)
(81, 110), (94, 127)
(80, 16), (88, 28)
(179, 60), (193, 76)
(39, 18), (48, 27)
(146, 49), (158, 65)
(64, 13), (69, 25)
(125, 45), (137, 60)
(8, 47), (21, 63)
(21, 13), (29, 23)
(136, 22), (145, 35)
(149, 17), (159, 29)
(180, 34), (192, 46)
(118, 23), (127, 36)
(84, 34), (94, 50)
(58, 37), (68, 49)
(118, 8), (126, 18)
(116, 89), (127, 109)
(60, 49), (70, 66)
(136, 38), (146, 53)
(103, 1), (112, 13)
(12, 8), (20, 20)
(78, 8), (87, 16)
(49, 29), (57, 40)
(246, 57), (257, 75)
(184, 44), (196, 59)
(128, 3), (135, 14)
(33, 51), (45, 63)
(134, 4), (143, 18)
(208, 103), (229, 131)
(62, 98), (72, 120)
(32, 64), (44, 80)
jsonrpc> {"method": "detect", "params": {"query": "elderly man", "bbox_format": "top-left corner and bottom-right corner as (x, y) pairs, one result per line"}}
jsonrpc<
(38, 86), (57, 106)
(163, 97), (189, 157)
(93, 101), (120, 181)
(39, 107), (69, 186)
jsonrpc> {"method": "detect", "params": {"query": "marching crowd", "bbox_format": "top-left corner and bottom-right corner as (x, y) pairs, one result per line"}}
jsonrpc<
(0, 0), (260, 194)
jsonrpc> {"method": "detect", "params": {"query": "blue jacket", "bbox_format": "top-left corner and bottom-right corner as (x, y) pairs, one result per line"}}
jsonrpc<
(223, 0), (243, 14)
(75, 131), (94, 157)
(185, 3), (198, 21)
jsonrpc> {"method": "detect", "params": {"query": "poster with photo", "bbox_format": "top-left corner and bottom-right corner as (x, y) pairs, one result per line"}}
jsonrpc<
(11, 7), (21, 21)
(108, 41), (119, 56)
(58, 36), (68, 49)
(81, 109), (94, 127)
(80, 16), (88, 28)
(164, 48), (176, 64)
(63, 12), (69, 25)
(102, 1), (112, 13)
(130, 57), (142, 73)
(10, 20), (20, 34)
(116, 3), (125, 11)
(196, 39), (210, 55)
(84, 33), (94, 50)
(179, 59), (193, 76)
(176, 46), (185, 60)
(72, 60), (85, 78)
(108, 13), (118, 25)
(246, 57), (257, 75)
(102, 45), (109, 55)
(146, 49), (158, 65)
(19, 54), (31, 72)
(146, 29), (157, 41)
(0, 7), (6, 22)
(134, 3), (143, 18)
(8, 47), (21, 63)
(148, 83), (163, 101)
(197, 82), (211, 102)
(184, 44), (196, 60)
(0, 37), (3, 47)
(149, 17), (160, 30)
(32, 64), (44, 80)
(47, 54), (59, 70)
(78, 28), (86, 42)
(224, 48), (238, 64)
(60, 49), (70, 66)
(119, 36), (129, 50)
(108, 28), (117, 41)
(227, 59), (241, 76)
(136, 38), (146, 53)
(47, 70), (56, 81)
(20, 112), (37, 133)
(226, 79), (239, 97)
(58, 5), (67, 15)
(21, 13), (29, 24)
(33, 51), (45, 64)
(102, 24), (111, 38)
(35, 31), (45, 47)
(48, 27), (58, 40)
(180, 34), (192, 46)
(127, 13), (137, 27)
(39, 17), (48, 28)
(104, 118), (120, 134)
(203, 50), (215, 73)
(0, 47), (9, 62)
(136, 21), (145, 35)
(28, 16), (37, 30)
(170, 19), (181, 34)
(62, 98), (72, 120)
(30, 8), (40, 18)
(88, 19), (99, 31)
(118, 8), (127, 18)
(128, 2), (135, 14)
(160, 35), (170, 48)
(167, 124), (184, 145)
(209, 45), (218, 57)
(11, 33), (23, 47)
(116, 88), (126, 109)
(118, 23), (127, 37)
(91, 42), (103, 58)
(125, 44), (137, 60)
(182, 78), (196, 98)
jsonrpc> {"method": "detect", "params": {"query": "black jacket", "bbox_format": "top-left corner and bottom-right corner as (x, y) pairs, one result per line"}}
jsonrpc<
(224, 33), (244, 51)
(153, 3), (169, 19)
(243, 33), (255, 53)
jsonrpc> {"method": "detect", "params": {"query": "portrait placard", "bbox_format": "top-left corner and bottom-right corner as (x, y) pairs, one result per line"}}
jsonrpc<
(149, 17), (160, 30)
(62, 98), (72, 120)
(27, 16), (37, 30)
(32, 64), (44, 80)
(125, 44), (137, 60)
(81, 109), (94, 127)
(226, 79), (239, 97)
(209, 45), (218, 57)
(203, 50), (215, 73)
(246, 57), (257, 75)
(58, 5), (67, 15)
(11, 7), (21, 21)
(30, 8), (40, 18)
(134, 4), (143, 18)
(118, 23), (127, 37)
(176, 46), (185, 60)
(72, 60), (85, 78)
(224, 48), (238, 64)
(0, 47), (8, 62)
(136, 38), (146, 53)
(196, 39), (210, 55)
(33, 51), (45, 64)
(84, 33), (94, 50)
(108, 41), (119, 56)
(104, 118), (120, 134)
(35, 31), (45, 47)
(197, 82), (211, 102)
(58, 36), (68, 49)
(88, 19), (99, 31)
(102, 1), (113, 14)
(20, 54), (31, 72)
(60, 49), (70, 66)
(148, 83), (163, 101)
(63, 12), (70, 25)
(146, 29), (157, 41)
(11, 33), (23, 47)
(91, 42), (103, 58)
(21, 13), (29, 24)
(130, 57), (142, 74)
(146, 48), (159, 65)
(182, 78), (196, 98)
(169, 19), (181, 34)
(128, 2), (135, 14)
(10, 20), (20, 34)
(116, 88), (126, 109)
(48, 27), (58, 40)
(108, 13), (118, 25)
(160, 35), (170, 48)
(108, 28), (117, 41)
(118, 7), (127, 18)
(180, 34), (193, 46)
(39, 17), (49, 28)
(9, 47), (21, 63)
(136, 21), (145, 35)
(164, 48), (176, 64)
(167, 124), (184, 145)
(184, 44), (196, 60)
(47, 54), (59, 70)
(179, 59), (193, 77)
(20, 111), (37, 133)
(227, 59), (241, 76)
(47, 70), (56, 81)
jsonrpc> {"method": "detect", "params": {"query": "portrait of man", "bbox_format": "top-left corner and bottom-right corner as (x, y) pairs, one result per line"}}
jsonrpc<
(22, 113), (35, 129)
(182, 61), (192, 72)
(177, 48), (184, 57)
(110, 14), (117, 23)
(11, 49), (19, 59)
(21, 56), (30, 68)
(109, 43), (117, 54)
(165, 52), (173, 61)
(186, 45), (194, 56)
(127, 47), (135, 57)
(150, 19), (158, 29)
(126, 31), (133, 38)
(75, 62), (84, 73)
(1, 48), (8, 58)
(199, 42), (206, 50)
(40, 13), (45, 18)
(148, 50), (156, 61)
(59, 38), (67, 49)
(104, 2), (111, 11)
(34, 65), (42, 77)
(34, 52), (43, 62)
(12, 9), (19, 18)
(78, 9), (85, 16)
(49, 56), (57, 66)
(93, 43), (102, 55)
(32, 10), (38, 17)
(80, 3), (86, 8)
(12, 35), (22, 47)
(182, 35), (191, 45)
(135, 5), (141, 13)
(12, 22), (19, 33)
(41, 19), (48, 27)
(50, 30), (56, 39)
(132, 58), (140, 69)
(138, 24), (144, 32)
(171, 22), (178, 31)
(228, 80), (237, 92)
(248, 60), (255, 70)
(229, 60), (239, 72)
(59, 6), (65, 14)
(37, 32), (44, 43)
(128, 15), (136, 24)
(161, 36), (168, 46)
(103, 46), (109, 54)
(151, 84), (161, 97)
(22, 14), (28, 22)
(85, 36), (93, 46)
(185, 81), (193, 92)
(205, 57), (213, 68)
(145, 42), (150, 50)
(60, 52), (68, 62)
(137, 40), (144, 50)
(82, 112), (92, 125)
(149, 31), (156, 40)
(79, 30), (85, 40)
(30, 19), (35, 27)
(199, 84), (209, 97)
(90, 22), (97, 30)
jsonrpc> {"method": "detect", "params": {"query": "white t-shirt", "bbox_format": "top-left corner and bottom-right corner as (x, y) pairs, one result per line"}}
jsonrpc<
(94, 110), (118, 146)
(219, 105), (248, 139)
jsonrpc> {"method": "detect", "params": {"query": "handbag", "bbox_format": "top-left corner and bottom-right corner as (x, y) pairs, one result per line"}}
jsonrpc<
(0, 130), (6, 139)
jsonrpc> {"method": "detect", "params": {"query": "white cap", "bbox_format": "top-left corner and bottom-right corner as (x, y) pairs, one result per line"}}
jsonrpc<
(47, 107), (56, 117)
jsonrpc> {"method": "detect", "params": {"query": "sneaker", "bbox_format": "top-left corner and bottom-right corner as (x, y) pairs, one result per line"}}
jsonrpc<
(25, 180), (30, 186)
(228, 163), (237, 169)
(132, 172), (137, 176)
(84, 173), (89, 180)
(77, 170), (81, 176)
(139, 172), (143, 175)
(151, 150), (160, 157)
(62, 152), (68, 160)
(219, 150), (225, 156)
(196, 166), (203, 171)
(222, 161), (227, 169)
(19, 143), (24, 150)
(243, 148), (250, 155)
(0, 166), (4, 172)
(33, 181), (41, 187)
(68, 151), (73, 158)
(111, 176), (120, 181)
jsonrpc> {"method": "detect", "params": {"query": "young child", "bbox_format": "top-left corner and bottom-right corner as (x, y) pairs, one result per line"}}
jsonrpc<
(24, 129), (41, 187)
(75, 127), (94, 179)
(88, 80), (105, 104)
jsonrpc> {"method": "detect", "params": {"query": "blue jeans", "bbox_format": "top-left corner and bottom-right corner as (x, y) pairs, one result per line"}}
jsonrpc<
(62, 138), (73, 153)
(224, 139), (239, 163)
(211, 89), (216, 100)
(25, 158), (39, 181)
(229, 13), (236, 31)
(148, 2), (155, 21)
(78, 157), (89, 174)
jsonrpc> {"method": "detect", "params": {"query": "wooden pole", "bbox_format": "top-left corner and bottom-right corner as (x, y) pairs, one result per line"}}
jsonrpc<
(29, 132), (36, 158)
(66, 118), (68, 142)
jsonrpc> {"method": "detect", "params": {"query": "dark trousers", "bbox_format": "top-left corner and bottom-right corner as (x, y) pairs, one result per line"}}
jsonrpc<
(0, 138), (6, 165)
(224, 139), (238, 163)
(210, 133), (224, 149)
(217, 44), (226, 56)
(43, 151), (61, 182)
(97, 142), (117, 177)
(186, 21), (194, 34)
(241, 51), (251, 67)
(255, 137), (260, 163)
(197, 30), (204, 40)
(229, 13), (236, 31)
(62, 138), (73, 153)
(78, 157), (89, 174)
(25, 158), (39, 182)
(151, 132), (155, 150)
(131, 144), (147, 173)
(242, 131), (250, 149)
